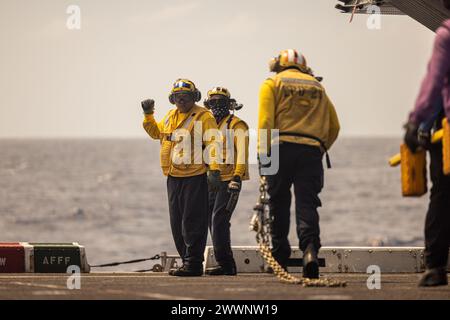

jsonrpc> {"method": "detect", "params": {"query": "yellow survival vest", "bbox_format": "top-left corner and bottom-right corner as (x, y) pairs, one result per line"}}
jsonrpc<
(159, 106), (209, 177)
(269, 69), (338, 167)
(218, 114), (249, 181)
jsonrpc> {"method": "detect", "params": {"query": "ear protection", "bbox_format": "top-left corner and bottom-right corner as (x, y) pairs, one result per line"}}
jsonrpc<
(204, 97), (243, 111)
(193, 90), (202, 102)
(203, 98), (211, 109)
(204, 87), (235, 110)
(229, 99), (243, 111)
(169, 90), (201, 104)
(169, 94), (175, 105)
(269, 57), (281, 73)
(168, 79), (202, 105)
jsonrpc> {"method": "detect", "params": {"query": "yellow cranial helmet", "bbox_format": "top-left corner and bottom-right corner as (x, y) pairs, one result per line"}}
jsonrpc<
(207, 87), (231, 99)
(169, 78), (201, 104)
(279, 49), (307, 69)
(171, 79), (197, 94)
(270, 49), (307, 72)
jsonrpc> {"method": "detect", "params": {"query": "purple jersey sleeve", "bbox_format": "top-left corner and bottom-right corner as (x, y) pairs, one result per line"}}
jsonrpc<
(409, 20), (450, 125)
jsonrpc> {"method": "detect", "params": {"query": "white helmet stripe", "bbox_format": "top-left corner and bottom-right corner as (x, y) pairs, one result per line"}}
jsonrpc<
(287, 49), (296, 63)
(299, 54), (305, 65)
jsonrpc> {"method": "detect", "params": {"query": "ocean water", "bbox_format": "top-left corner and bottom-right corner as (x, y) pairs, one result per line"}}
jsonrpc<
(0, 138), (429, 271)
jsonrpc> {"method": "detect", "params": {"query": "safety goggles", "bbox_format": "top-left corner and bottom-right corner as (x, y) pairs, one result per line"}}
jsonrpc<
(208, 98), (228, 108)
(173, 81), (194, 91)
(173, 92), (194, 103)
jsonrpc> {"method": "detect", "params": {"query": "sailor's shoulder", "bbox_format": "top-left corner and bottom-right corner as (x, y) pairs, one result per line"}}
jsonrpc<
(436, 20), (450, 43)
(194, 106), (215, 121)
(166, 108), (177, 117)
(230, 116), (249, 130)
(262, 76), (276, 85)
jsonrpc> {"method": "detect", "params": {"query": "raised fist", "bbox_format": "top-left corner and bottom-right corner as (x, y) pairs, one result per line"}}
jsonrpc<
(141, 99), (155, 114)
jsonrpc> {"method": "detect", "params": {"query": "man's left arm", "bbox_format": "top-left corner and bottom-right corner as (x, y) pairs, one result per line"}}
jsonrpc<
(233, 121), (249, 178)
(410, 26), (450, 125)
(143, 114), (163, 140)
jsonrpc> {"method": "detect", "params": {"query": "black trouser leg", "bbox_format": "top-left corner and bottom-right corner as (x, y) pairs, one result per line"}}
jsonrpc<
(267, 146), (293, 266)
(293, 147), (323, 252)
(267, 143), (323, 266)
(167, 177), (186, 263)
(424, 143), (450, 269)
(208, 181), (235, 266)
(167, 174), (209, 269)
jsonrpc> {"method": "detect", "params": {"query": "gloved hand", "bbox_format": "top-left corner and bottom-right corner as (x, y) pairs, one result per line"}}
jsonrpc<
(207, 170), (221, 192)
(228, 175), (242, 194)
(403, 122), (420, 153)
(226, 175), (241, 213)
(141, 99), (155, 115)
(418, 128), (432, 150)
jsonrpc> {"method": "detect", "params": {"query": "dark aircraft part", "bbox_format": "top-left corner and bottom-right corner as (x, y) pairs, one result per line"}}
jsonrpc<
(390, 0), (450, 31)
(336, 0), (404, 15)
(335, 0), (450, 31)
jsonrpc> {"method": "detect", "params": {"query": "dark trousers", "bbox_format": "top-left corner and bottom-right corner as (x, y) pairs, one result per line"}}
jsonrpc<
(167, 174), (209, 269)
(424, 142), (450, 268)
(208, 181), (235, 266)
(267, 143), (323, 266)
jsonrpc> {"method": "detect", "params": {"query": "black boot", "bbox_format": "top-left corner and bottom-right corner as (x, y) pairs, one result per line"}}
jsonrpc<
(205, 261), (237, 276)
(169, 265), (203, 277)
(303, 243), (319, 279)
(418, 267), (448, 287)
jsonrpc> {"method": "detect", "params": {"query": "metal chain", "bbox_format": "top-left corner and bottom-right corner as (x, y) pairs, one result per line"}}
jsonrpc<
(258, 240), (346, 287)
(251, 177), (346, 288)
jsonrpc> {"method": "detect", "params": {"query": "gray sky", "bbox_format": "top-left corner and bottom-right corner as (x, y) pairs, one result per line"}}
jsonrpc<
(0, 0), (436, 138)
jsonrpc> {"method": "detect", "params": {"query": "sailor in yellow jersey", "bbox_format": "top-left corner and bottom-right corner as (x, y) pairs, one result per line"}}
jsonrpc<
(141, 79), (221, 277)
(258, 49), (340, 278)
(202, 87), (249, 276)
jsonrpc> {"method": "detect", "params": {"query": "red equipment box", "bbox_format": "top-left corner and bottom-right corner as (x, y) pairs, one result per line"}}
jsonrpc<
(0, 243), (25, 273)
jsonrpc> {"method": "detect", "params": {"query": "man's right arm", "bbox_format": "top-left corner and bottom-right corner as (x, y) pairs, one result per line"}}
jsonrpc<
(325, 94), (340, 150)
(143, 114), (163, 140)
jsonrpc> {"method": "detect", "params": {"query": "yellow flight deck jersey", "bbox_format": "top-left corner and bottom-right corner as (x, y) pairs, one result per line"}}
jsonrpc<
(143, 105), (220, 177)
(258, 68), (340, 155)
(217, 114), (250, 181)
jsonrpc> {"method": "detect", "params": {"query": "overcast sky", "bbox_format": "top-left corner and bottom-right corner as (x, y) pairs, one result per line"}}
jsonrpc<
(0, 0), (436, 138)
